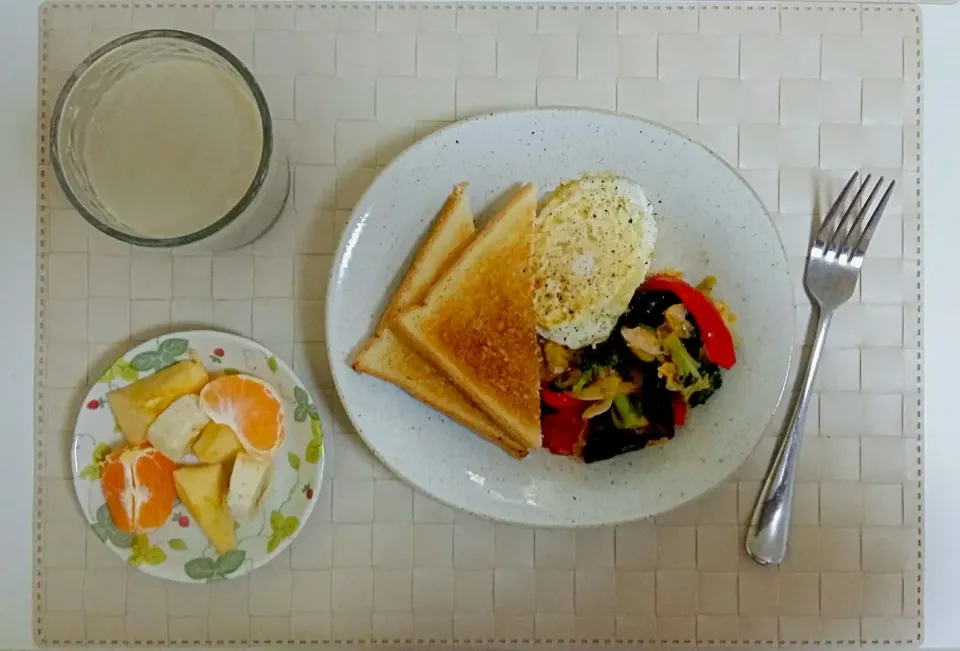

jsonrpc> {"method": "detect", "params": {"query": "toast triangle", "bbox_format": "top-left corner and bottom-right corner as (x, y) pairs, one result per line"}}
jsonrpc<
(371, 184), (474, 337)
(353, 184), (527, 458)
(396, 184), (542, 451)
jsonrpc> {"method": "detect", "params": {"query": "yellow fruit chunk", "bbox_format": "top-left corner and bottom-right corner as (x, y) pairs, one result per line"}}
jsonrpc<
(108, 360), (209, 445)
(147, 394), (210, 462)
(226, 452), (274, 520)
(193, 422), (243, 464)
(173, 464), (237, 555)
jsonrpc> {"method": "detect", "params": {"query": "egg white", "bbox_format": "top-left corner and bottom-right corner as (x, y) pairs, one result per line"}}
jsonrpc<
(534, 173), (658, 350)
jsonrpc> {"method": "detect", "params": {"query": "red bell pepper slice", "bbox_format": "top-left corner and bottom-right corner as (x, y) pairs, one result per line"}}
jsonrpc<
(671, 393), (688, 427)
(541, 386), (582, 410)
(541, 407), (587, 456)
(640, 276), (737, 369)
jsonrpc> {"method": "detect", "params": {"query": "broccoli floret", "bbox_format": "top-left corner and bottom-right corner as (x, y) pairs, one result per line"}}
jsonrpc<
(573, 338), (629, 391)
(689, 364), (723, 407)
(571, 372), (593, 394)
(612, 394), (646, 429)
(578, 339), (626, 374)
(664, 333), (701, 381)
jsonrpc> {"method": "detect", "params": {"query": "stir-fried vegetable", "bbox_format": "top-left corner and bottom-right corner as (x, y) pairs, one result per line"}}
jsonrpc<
(539, 273), (737, 463)
(639, 364), (676, 438)
(577, 375), (634, 401)
(541, 407), (587, 456)
(540, 386), (581, 410)
(611, 394), (646, 429)
(581, 411), (665, 464)
(663, 333), (700, 381)
(640, 275), (736, 369)
(583, 397), (613, 420)
(621, 326), (662, 362)
(621, 290), (679, 330)
(554, 369), (582, 391)
(572, 339), (627, 391)
(688, 363), (723, 407)
(671, 393), (688, 426)
(664, 303), (694, 338)
(541, 340), (573, 381)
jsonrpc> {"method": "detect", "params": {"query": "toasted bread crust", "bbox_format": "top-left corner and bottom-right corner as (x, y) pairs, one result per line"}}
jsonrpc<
(355, 330), (526, 458)
(353, 184), (523, 458)
(397, 184), (542, 450)
(374, 183), (475, 336)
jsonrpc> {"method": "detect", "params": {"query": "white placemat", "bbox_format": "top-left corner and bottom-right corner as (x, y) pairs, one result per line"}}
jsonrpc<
(35, 2), (923, 646)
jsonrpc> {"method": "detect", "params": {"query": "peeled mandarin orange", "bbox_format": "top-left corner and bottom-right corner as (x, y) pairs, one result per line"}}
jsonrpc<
(198, 374), (285, 459)
(100, 444), (177, 534)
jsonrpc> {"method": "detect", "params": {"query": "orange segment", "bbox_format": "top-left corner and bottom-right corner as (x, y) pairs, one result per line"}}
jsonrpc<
(100, 453), (133, 533)
(100, 444), (177, 534)
(198, 374), (285, 459)
(132, 449), (178, 530)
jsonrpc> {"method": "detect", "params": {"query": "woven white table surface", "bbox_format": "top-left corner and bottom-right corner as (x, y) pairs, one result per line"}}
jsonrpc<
(34, 2), (922, 647)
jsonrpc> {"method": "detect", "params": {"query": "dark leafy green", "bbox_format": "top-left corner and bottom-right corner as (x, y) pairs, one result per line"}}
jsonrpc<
(583, 412), (657, 464)
(619, 290), (679, 329)
(637, 363), (674, 438)
(688, 363), (723, 407)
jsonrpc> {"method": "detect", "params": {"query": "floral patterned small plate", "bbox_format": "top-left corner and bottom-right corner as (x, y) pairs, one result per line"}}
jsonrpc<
(71, 330), (325, 582)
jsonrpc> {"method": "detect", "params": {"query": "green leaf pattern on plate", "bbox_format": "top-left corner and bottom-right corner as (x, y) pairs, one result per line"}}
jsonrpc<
(91, 503), (135, 549)
(293, 386), (320, 423)
(219, 549), (246, 574)
(98, 358), (139, 384)
(184, 550), (247, 581)
(128, 534), (168, 567)
(294, 388), (324, 465)
(78, 333), (324, 582)
(78, 442), (112, 480)
(93, 443), (111, 462)
(305, 440), (320, 464)
(183, 556), (217, 580)
(266, 510), (300, 553)
(159, 338), (189, 357)
(306, 417), (323, 464)
(130, 337), (190, 373)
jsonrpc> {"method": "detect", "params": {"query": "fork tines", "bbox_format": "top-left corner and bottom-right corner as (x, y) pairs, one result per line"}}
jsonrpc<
(814, 172), (896, 264)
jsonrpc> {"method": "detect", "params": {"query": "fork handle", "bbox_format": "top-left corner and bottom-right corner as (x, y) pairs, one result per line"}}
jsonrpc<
(744, 309), (833, 565)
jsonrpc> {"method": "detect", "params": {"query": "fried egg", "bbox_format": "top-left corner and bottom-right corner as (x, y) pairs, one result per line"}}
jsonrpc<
(534, 173), (658, 349)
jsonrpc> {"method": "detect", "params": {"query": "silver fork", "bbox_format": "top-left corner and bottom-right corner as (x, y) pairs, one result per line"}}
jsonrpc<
(745, 171), (896, 565)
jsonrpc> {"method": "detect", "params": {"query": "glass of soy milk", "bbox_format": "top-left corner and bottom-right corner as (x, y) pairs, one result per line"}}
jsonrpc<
(51, 30), (289, 251)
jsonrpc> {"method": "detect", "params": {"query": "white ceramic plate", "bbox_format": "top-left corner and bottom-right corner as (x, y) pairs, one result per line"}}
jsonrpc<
(327, 109), (792, 527)
(71, 330), (324, 581)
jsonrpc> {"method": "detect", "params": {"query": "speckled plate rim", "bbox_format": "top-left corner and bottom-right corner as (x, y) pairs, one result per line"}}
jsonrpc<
(326, 107), (794, 527)
(70, 329), (326, 581)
